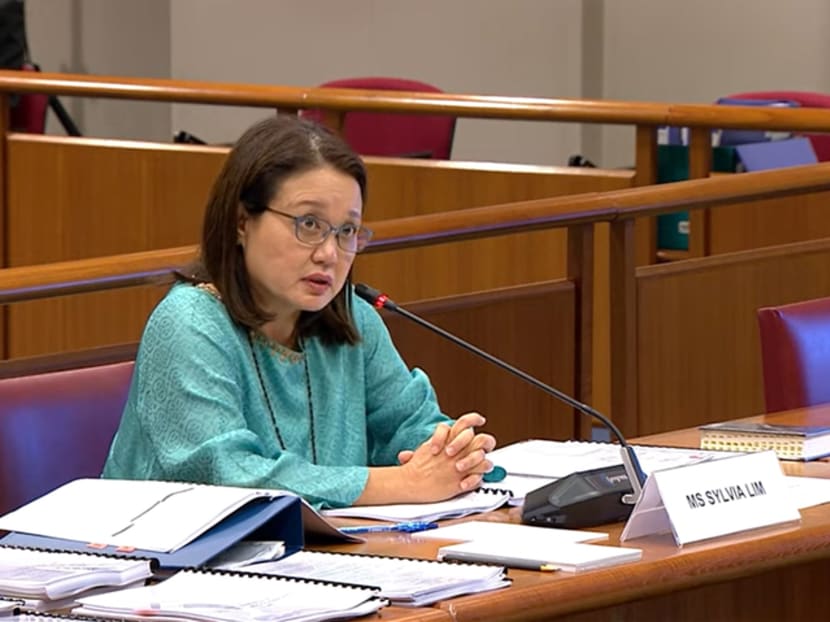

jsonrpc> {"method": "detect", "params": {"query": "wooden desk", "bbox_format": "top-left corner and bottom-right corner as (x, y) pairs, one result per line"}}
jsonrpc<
(322, 405), (830, 621)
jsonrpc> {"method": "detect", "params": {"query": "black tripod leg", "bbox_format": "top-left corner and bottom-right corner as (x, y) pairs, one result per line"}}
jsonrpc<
(48, 95), (81, 136)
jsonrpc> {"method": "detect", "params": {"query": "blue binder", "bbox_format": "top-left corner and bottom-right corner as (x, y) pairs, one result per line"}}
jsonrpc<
(735, 137), (818, 171)
(0, 494), (303, 570)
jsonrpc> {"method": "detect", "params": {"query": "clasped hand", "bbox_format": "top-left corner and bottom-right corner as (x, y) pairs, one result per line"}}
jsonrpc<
(397, 412), (496, 502)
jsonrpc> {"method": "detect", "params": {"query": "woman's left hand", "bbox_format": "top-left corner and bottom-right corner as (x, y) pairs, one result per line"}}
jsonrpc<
(398, 412), (497, 487)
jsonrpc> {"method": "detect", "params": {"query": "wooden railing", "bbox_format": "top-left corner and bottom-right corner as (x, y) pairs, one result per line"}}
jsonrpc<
(5, 70), (830, 185)
(8, 70), (830, 128)
(2, 69), (830, 269)
(4, 162), (830, 437)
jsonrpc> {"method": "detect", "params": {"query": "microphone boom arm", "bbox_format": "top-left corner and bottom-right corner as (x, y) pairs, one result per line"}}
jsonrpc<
(355, 283), (648, 501)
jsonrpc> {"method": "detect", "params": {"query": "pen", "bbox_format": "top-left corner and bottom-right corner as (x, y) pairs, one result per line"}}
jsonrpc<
(339, 520), (439, 534)
(509, 561), (559, 572)
(439, 552), (560, 572)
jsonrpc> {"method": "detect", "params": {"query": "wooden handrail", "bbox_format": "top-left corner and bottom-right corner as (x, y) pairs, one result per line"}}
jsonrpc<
(0, 246), (195, 304)
(3, 70), (830, 131)
(368, 162), (830, 250)
(3, 162), (830, 304)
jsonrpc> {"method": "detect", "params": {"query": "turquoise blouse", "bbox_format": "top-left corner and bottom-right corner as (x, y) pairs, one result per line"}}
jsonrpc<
(102, 282), (450, 509)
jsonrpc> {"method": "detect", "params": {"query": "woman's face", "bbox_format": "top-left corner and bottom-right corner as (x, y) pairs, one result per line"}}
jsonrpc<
(238, 165), (363, 334)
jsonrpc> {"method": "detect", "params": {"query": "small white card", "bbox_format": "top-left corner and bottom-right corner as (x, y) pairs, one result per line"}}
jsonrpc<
(620, 451), (800, 546)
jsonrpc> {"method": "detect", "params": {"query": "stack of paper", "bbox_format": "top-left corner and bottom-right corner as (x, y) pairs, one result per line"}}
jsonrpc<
(699, 421), (830, 461)
(251, 550), (509, 607)
(483, 440), (742, 504)
(73, 568), (386, 622)
(417, 520), (637, 573)
(206, 540), (286, 570)
(0, 598), (22, 616)
(0, 547), (153, 611)
(323, 489), (510, 522)
(437, 539), (642, 573)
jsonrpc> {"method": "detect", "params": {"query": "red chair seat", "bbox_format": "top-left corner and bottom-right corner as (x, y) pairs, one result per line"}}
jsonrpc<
(9, 63), (48, 134)
(725, 91), (830, 161)
(302, 77), (456, 160)
(0, 361), (134, 515)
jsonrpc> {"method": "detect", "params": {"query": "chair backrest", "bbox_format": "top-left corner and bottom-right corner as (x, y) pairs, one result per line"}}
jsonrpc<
(757, 296), (830, 412)
(0, 359), (134, 515)
(9, 62), (48, 133)
(301, 77), (456, 159)
(725, 90), (830, 161)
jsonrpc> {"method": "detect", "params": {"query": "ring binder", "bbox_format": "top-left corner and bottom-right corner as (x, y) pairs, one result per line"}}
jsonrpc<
(0, 482), (305, 570)
(0, 544), (159, 568)
(190, 565), (382, 593)
(72, 567), (389, 622)
(6, 613), (113, 622)
(245, 550), (510, 607)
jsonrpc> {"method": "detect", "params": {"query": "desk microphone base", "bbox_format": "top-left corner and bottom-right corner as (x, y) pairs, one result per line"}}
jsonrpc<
(521, 464), (635, 529)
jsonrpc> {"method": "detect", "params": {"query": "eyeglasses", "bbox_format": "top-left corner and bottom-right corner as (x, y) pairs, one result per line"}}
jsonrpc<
(264, 207), (373, 254)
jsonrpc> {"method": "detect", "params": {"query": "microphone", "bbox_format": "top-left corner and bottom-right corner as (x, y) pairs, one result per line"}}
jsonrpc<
(354, 282), (648, 529)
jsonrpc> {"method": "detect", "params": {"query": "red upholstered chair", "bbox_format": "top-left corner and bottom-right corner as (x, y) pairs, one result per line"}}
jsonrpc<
(302, 77), (456, 159)
(725, 91), (830, 161)
(9, 62), (48, 133)
(757, 297), (830, 412)
(0, 357), (134, 515)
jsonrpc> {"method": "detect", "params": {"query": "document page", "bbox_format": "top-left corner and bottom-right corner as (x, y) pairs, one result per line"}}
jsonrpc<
(0, 547), (154, 600)
(74, 568), (385, 622)
(490, 440), (740, 479)
(323, 489), (510, 522)
(253, 550), (508, 607)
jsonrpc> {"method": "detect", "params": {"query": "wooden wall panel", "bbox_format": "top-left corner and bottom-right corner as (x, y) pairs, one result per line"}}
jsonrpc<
(635, 239), (830, 435)
(381, 281), (577, 445)
(3, 136), (633, 358)
(8, 287), (165, 357)
(5, 137), (224, 358)
(709, 189), (830, 253)
(357, 159), (633, 301)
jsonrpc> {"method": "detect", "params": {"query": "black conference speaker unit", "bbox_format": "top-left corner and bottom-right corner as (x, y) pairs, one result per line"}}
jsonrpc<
(521, 464), (634, 529)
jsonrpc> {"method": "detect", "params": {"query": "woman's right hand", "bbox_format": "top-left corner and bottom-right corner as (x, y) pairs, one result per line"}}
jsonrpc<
(396, 436), (493, 502)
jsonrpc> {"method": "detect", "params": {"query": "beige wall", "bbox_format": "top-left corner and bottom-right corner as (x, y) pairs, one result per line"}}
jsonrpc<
(167, 0), (584, 166)
(20, 0), (830, 167)
(600, 0), (830, 168)
(25, 0), (171, 141)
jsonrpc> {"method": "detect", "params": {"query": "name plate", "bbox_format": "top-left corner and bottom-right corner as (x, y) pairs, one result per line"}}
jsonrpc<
(620, 450), (799, 546)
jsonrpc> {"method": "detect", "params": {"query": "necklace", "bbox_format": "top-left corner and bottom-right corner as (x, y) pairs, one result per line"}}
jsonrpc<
(247, 331), (318, 464)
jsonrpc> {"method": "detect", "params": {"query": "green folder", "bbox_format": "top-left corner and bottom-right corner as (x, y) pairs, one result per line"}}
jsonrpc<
(657, 145), (739, 250)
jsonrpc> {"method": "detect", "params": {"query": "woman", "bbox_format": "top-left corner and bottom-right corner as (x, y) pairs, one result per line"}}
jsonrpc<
(103, 115), (497, 509)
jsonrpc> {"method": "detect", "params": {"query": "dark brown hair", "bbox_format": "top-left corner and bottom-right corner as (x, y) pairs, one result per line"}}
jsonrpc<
(180, 115), (367, 344)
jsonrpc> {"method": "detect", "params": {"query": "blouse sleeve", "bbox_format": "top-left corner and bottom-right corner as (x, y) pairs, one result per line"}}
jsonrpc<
(104, 287), (369, 509)
(354, 297), (453, 466)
